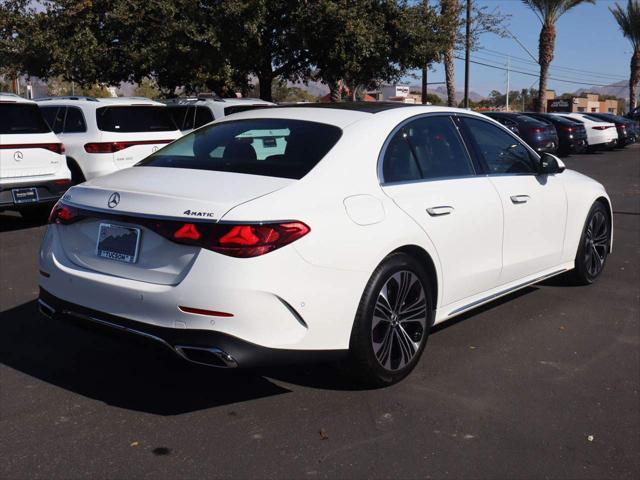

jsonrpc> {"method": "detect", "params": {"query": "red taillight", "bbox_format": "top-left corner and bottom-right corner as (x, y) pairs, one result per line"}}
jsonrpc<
(529, 127), (543, 133)
(48, 202), (80, 224)
(592, 125), (612, 130)
(0, 143), (65, 154)
(54, 178), (71, 185)
(561, 126), (574, 133)
(84, 139), (173, 154)
(156, 221), (310, 258)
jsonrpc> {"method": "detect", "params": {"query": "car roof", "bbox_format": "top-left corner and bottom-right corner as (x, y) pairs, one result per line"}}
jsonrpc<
(164, 97), (275, 107)
(0, 93), (36, 104)
(215, 103), (488, 129)
(35, 96), (164, 108)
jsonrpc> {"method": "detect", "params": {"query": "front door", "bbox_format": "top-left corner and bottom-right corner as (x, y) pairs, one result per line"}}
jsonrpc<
(380, 114), (504, 307)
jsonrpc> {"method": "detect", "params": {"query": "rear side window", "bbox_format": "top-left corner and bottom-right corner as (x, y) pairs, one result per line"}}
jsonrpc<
(383, 115), (475, 183)
(0, 104), (51, 134)
(138, 119), (342, 180)
(64, 107), (87, 133)
(462, 117), (537, 174)
(40, 106), (62, 132)
(96, 106), (177, 132)
(194, 106), (214, 128)
(167, 106), (195, 131)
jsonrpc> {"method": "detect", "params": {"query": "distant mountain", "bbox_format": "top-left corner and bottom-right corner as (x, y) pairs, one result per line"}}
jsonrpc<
(574, 80), (628, 99)
(411, 85), (484, 103)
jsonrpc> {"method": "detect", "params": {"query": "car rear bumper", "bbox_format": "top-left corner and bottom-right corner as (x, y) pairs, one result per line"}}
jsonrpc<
(0, 178), (70, 209)
(38, 288), (347, 368)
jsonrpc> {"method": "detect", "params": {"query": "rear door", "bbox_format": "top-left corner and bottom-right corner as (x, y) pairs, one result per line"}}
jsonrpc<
(380, 114), (503, 307)
(460, 115), (567, 284)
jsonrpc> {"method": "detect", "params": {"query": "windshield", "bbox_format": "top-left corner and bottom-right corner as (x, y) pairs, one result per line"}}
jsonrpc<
(0, 103), (51, 134)
(96, 106), (177, 132)
(137, 118), (342, 180)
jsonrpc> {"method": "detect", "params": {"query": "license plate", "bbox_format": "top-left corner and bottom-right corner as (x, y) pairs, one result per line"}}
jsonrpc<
(96, 223), (141, 264)
(12, 187), (38, 204)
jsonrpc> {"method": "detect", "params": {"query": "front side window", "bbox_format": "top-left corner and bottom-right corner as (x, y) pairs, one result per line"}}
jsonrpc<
(462, 117), (537, 175)
(0, 104), (51, 134)
(382, 115), (475, 183)
(138, 119), (342, 180)
(96, 106), (177, 132)
(63, 107), (87, 133)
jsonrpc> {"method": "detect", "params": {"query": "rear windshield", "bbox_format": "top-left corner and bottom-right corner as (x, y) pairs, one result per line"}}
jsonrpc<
(96, 106), (177, 132)
(137, 118), (342, 180)
(0, 103), (51, 134)
(513, 115), (547, 126)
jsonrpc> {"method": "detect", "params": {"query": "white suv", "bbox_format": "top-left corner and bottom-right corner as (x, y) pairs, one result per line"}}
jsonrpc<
(164, 96), (275, 134)
(37, 97), (181, 183)
(0, 93), (71, 221)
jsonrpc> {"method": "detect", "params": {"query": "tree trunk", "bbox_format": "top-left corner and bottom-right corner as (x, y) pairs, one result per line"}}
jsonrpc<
(630, 48), (640, 111)
(444, 49), (456, 107)
(536, 22), (556, 113)
(329, 80), (341, 102)
(259, 75), (273, 102)
(440, 0), (459, 107)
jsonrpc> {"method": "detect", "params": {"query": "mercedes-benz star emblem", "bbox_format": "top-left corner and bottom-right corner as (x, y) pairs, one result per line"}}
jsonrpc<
(14, 151), (23, 162)
(107, 192), (120, 208)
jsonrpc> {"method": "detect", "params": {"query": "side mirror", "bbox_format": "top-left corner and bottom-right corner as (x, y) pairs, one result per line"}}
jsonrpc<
(539, 153), (565, 174)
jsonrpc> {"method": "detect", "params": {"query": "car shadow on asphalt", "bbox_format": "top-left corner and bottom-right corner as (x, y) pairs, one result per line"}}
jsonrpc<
(0, 288), (542, 415)
(0, 212), (47, 233)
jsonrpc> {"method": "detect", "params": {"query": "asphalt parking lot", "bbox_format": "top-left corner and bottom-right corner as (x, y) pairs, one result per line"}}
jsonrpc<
(1, 146), (639, 480)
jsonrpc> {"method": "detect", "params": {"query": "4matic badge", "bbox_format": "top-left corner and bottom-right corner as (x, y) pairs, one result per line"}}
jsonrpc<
(183, 209), (215, 218)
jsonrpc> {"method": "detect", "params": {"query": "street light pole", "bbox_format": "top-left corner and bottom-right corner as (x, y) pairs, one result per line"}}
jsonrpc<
(422, 64), (428, 104)
(464, 0), (471, 109)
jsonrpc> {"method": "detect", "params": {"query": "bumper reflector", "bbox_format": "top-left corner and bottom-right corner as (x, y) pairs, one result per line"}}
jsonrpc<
(179, 306), (234, 317)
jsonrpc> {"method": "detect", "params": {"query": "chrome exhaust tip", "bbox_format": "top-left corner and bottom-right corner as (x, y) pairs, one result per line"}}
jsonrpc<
(174, 345), (238, 368)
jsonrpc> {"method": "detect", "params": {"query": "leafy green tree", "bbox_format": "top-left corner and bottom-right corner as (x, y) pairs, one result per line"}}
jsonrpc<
(610, 0), (640, 111)
(522, 0), (596, 112)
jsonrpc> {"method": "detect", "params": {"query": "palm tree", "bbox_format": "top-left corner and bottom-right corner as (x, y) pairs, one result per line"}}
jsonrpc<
(522, 0), (595, 112)
(440, 0), (460, 107)
(610, 1), (640, 111)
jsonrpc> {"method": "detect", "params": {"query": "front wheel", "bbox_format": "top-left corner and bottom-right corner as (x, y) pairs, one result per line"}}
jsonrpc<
(347, 253), (433, 387)
(569, 202), (610, 285)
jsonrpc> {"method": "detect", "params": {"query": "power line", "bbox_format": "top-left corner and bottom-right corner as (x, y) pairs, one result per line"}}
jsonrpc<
(479, 47), (628, 81)
(455, 56), (619, 87)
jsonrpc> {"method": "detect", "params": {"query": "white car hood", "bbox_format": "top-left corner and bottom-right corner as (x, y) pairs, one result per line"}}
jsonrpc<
(62, 166), (294, 220)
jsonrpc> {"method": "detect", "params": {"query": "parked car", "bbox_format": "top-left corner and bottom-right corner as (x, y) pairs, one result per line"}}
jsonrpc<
(37, 96), (181, 183)
(164, 95), (275, 134)
(550, 113), (618, 151)
(0, 93), (71, 221)
(482, 112), (558, 154)
(39, 104), (612, 386)
(581, 112), (637, 147)
(522, 112), (588, 156)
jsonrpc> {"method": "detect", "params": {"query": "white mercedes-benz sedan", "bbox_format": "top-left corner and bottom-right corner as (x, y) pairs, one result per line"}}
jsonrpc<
(38, 103), (612, 386)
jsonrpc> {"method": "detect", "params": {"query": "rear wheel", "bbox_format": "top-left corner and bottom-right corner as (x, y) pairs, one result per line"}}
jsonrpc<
(569, 202), (610, 285)
(347, 253), (433, 387)
(67, 158), (86, 185)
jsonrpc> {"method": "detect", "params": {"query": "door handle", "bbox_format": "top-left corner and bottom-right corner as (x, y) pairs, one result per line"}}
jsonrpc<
(510, 195), (530, 204)
(426, 206), (454, 217)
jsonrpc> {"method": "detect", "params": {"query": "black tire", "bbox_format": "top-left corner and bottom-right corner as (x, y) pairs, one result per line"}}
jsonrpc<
(67, 158), (86, 185)
(347, 252), (433, 387)
(568, 202), (610, 285)
(19, 204), (53, 223)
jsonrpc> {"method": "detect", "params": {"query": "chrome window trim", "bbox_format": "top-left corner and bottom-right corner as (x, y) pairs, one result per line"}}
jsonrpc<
(377, 112), (477, 186)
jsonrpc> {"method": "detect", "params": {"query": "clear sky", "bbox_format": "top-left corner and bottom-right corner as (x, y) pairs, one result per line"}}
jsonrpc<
(407, 0), (632, 96)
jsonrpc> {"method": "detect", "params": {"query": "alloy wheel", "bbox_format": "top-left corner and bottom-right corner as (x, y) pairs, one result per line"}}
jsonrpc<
(584, 210), (608, 277)
(371, 271), (428, 371)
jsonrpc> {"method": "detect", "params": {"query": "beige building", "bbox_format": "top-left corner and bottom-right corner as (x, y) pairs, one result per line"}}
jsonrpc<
(547, 91), (618, 114)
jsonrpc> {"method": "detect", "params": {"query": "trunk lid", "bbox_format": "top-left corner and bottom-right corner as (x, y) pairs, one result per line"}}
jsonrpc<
(65, 166), (294, 220)
(0, 133), (64, 179)
(57, 166), (294, 283)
